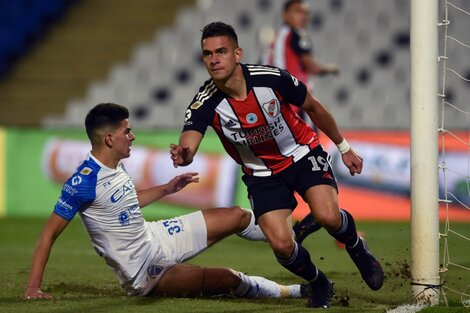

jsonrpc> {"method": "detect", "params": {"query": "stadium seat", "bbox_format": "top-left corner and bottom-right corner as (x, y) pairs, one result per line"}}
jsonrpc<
(44, 0), (469, 130)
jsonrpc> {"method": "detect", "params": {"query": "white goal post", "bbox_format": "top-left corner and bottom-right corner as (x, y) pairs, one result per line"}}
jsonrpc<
(410, 0), (440, 305)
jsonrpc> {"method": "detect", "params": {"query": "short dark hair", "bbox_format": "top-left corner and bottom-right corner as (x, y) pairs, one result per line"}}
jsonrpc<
(283, 0), (306, 12)
(201, 21), (238, 46)
(85, 103), (129, 144)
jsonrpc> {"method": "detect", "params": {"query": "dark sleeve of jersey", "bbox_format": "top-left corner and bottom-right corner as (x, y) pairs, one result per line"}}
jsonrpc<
(181, 96), (214, 135)
(53, 174), (96, 221)
(290, 28), (312, 55)
(276, 68), (308, 107)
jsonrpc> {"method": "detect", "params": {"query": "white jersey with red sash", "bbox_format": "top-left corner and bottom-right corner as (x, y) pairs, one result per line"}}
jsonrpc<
(182, 64), (319, 177)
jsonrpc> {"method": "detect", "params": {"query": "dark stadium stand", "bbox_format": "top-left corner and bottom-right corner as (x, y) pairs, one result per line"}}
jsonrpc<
(0, 0), (468, 129)
(0, 0), (195, 126)
(0, 0), (75, 78)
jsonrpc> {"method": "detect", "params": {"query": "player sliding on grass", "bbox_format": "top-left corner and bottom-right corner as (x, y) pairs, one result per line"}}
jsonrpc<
(24, 103), (311, 301)
(170, 21), (384, 308)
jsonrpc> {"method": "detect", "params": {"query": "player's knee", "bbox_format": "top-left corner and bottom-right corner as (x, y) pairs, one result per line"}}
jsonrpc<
(270, 238), (295, 258)
(314, 209), (341, 231)
(202, 268), (241, 295)
(225, 268), (242, 288)
(227, 206), (251, 231)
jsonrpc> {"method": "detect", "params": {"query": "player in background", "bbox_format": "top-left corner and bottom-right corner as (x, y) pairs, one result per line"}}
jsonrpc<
(24, 103), (311, 301)
(170, 22), (384, 308)
(263, 0), (338, 120)
(264, 0), (340, 241)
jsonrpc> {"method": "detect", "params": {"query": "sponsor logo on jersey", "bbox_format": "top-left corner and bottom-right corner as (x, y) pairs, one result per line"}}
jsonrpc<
(117, 205), (139, 226)
(63, 183), (78, 196)
(57, 197), (73, 210)
(229, 116), (285, 146)
(262, 99), (280, 117)
(246, 113), (258, 124)
(111, 180), (134, 203)
(190, 101), (203, 109)
(71, 175), (82, 186)
(80, 167), (93, 175)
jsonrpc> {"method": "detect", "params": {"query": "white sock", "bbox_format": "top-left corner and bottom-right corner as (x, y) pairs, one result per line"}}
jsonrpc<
(236, 209), (266, 241)
(234, 273), (301, 298)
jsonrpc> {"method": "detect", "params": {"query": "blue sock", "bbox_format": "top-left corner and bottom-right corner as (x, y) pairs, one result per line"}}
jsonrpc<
(276, 241), (318, 281)
(328, 209), (359, 248)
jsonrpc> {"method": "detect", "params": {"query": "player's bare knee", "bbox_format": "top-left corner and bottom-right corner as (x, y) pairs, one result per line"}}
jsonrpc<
(225, 268), (242, 288)
(201, 268), (241, 295)
(228, 206), (251, 231)
(314, 210), (341, 230)
(270, 238), (295, 258)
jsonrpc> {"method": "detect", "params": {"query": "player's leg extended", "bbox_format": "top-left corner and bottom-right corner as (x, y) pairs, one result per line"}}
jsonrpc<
(304, 185), (384, 290)
(257, 209), (333, 308)
(151, 263), (304, 298)
(293, 212), (322, 244)
(202, 206), (265, 247)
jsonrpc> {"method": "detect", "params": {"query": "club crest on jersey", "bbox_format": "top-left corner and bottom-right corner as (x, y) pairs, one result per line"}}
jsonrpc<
(262, 99), (280, 117)
(246, 113), (258, 124)
(118, 211), (130, 226)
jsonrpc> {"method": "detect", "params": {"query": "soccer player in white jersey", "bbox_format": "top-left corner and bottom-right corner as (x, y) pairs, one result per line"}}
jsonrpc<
(170, 22), (384, 308)
(24, 103), (310, 301)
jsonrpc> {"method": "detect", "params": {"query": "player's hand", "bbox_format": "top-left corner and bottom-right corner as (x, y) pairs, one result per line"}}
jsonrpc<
(170, 143), (191, 168)
(24, 287), (53, 300)
(167, 172), (199, 194)
(320, 63), (339, 76)
(341, 149), (363, 176)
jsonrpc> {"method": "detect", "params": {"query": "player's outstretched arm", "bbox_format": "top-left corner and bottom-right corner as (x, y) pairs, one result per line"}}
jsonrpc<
(25, 213), (69, 300)
(137, 173), (199, 208)
(170, 130), (203, 168)
(302, 92), (363, 176)
(301, 54), (339, 76)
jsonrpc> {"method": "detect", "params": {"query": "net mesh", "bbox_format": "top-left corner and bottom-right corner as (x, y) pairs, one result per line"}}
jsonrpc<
(438, 0), (470, 307)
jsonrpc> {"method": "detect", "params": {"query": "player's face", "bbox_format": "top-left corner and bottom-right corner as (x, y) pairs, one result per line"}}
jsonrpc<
(201, 36), (242, 82)
(285, 2), (310, 29)
(110, 119), (135, 159)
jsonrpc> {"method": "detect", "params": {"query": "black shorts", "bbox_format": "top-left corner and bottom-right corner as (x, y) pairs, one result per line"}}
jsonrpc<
(242, 145), (338, 220)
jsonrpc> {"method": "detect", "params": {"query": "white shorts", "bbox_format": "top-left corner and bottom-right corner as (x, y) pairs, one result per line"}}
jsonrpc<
(135, 210), (208, 296)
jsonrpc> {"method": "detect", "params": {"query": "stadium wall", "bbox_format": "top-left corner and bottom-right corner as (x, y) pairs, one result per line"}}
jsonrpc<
(0, 128), (468, 222)
(0, 127), (241, 219)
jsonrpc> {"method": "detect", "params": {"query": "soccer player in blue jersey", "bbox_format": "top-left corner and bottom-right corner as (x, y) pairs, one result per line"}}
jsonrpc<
(170, 22), (384, 308)
(24, 103), (309, 301)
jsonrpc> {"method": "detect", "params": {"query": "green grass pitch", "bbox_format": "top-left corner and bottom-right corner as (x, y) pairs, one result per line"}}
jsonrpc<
(0, 217), (468, 312)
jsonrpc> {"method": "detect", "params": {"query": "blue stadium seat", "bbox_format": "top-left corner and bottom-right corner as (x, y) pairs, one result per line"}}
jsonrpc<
(0, 0), (74, 78)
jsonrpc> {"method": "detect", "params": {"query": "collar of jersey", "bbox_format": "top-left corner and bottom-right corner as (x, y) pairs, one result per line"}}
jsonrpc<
(87, 152), (122, 172)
